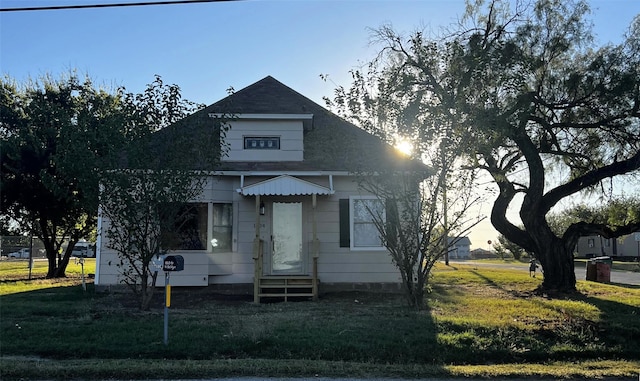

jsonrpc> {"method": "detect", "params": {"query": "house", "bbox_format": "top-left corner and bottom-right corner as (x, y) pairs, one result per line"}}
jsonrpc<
(447, 236), (471, 259)
(95, 76), (429, 301)
(576, 232), (640, 260)
(470, 248), (498, 259)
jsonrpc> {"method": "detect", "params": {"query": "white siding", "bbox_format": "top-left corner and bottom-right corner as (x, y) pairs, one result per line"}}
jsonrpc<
(223, 120), (303, 162)
(309, 176), (400, 284)
(97, 174), (403, 288)
(97, 177), (239, 287)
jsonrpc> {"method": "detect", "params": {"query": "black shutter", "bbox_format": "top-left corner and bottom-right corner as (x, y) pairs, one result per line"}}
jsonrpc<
(339, 199), (350, 247)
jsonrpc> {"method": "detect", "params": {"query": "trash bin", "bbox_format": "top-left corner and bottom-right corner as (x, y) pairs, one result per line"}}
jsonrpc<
(585, 261), (597, 281)
(586, 256), (611, 283)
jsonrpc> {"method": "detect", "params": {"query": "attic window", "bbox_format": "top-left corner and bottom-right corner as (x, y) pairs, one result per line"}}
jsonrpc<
(244, 137), (280, 150)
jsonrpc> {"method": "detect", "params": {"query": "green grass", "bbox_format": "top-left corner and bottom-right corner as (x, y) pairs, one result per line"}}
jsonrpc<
(1, 261), (639, 380)
(0, 258), (95, 294)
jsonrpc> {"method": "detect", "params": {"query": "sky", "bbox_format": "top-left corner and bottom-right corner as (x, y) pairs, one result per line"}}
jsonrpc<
(1, 0), (639, 249)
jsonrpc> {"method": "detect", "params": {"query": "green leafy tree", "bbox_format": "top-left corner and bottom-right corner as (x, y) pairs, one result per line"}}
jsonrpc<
(327, 74), (484, 308)
(99, 76), (230, 310)
(1, 74), (125, 277)
(356, 166), (482, 309)
(548, 197), (640, 238)
(333, 0), (640, 294)
(493, 233), (526, 260)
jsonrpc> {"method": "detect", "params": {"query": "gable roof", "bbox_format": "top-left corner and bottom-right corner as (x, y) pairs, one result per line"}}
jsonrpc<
(153, 76), (430, 174)
(449, 236), (472, 246)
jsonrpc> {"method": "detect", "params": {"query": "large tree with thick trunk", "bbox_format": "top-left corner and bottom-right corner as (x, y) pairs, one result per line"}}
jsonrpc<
(332, 0), (640, 293)
(1, 75), (125, 277)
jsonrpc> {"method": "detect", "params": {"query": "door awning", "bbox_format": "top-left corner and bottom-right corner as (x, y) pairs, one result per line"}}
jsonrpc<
(237, 175), (334, 196)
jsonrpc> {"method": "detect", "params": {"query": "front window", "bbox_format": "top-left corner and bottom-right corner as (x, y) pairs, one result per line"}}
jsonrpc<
(211, 203), (233, 252)
(167, 203), (208, 250)
(350, 196), (385, 250)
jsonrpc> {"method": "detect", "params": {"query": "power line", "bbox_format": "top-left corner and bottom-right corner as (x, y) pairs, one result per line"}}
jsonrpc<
(0, 0), (239, 12)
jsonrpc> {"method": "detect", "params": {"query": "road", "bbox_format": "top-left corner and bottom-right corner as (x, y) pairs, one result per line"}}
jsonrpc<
(150, 377), (637, 381)
(448, 260), (640, 286)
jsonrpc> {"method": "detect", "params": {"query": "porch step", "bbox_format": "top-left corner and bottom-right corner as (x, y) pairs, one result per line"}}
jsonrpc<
(257, 276), (317, 302)
(259, 293), (316, 298)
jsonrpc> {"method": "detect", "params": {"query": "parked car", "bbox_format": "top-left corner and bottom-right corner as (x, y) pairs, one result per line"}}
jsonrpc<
(8, 248), (30, 258)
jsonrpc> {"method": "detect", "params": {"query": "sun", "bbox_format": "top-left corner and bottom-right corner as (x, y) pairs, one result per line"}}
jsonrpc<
(395, 138), (414, 156)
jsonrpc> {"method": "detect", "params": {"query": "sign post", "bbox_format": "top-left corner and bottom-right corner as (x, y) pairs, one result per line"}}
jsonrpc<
(162, 255), (184, 345)
(79, 257), (86, 291)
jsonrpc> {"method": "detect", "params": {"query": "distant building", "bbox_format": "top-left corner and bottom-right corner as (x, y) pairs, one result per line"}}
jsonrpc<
(576, 232), (640, 259)
(448, 236), (471, 259)
(470, 248), (498, 259)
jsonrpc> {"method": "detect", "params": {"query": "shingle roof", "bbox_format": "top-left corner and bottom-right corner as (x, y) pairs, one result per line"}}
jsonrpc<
(153, 76), (430, 174)
(205, 75), (321, 115)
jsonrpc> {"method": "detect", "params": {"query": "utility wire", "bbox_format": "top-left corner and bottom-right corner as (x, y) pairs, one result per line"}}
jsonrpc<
(0, 0), (239, 12)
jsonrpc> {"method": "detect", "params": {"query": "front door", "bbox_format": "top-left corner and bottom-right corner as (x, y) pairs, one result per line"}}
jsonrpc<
(271, 202), (303, 274)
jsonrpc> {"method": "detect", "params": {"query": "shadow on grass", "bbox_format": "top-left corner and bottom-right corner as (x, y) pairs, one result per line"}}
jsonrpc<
(464, 269), (640, 360)
(4, 269), (637, 379)
(0, 282), (454, 377)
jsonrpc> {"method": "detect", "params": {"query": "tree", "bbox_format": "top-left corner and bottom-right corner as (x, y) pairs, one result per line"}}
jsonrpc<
(1, 74), (125, 277)
(356, 165), (482, 309)
(333, 0), (640, 294)
(98, 76), (229, 310)
(100, 171), (204, 310)
(326, 73), (484, 309)
(548, 197), (640, 238)
(493, 234), (526, 260)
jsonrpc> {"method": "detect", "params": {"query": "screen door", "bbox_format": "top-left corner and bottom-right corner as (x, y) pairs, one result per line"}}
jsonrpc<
(271, 202), (303, 274)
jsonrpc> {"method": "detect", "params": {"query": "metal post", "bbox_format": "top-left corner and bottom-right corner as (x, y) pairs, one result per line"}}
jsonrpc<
(164, 272), (170, 345)
(28, 236), (34, 280)
(80, 257), (86, 291)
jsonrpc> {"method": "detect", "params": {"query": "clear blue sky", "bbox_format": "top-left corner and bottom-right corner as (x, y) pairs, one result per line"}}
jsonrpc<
(1, 0), (638, 106)
(1, 0), (638, 248)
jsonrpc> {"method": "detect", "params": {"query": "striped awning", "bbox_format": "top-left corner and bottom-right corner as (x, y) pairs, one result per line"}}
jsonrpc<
(237, 175), (334, 196)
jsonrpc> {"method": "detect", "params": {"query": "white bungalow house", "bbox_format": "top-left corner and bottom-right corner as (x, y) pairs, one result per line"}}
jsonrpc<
(447, 236), (471, 259)
(95, 76), (429, 301)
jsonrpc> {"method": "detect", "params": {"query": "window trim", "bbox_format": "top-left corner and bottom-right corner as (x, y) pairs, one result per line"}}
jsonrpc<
(243, 136), (280, 150)
(349, 195), (386, 251)
(209, 202), (233, 253)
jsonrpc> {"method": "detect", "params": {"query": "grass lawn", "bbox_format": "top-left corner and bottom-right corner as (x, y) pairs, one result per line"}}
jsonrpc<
(1, 258), (639, 380)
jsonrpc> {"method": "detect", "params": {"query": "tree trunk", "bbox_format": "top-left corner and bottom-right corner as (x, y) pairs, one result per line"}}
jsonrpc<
(500, 206), (578, 294)
(140, 270), (159, 311)
(53, 254), (70, 278)
(535, 238), (577, 294)
(45, 247), (71, 278)
(46, 254), (58, 278)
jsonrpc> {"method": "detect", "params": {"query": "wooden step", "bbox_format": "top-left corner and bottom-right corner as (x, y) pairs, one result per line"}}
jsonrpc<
(260, 284), (313, 289)
(260, 275), (314, 280)
(260, 277), (314, 283)
(256, 276), (318, 302)
(259, 293), (315, 297)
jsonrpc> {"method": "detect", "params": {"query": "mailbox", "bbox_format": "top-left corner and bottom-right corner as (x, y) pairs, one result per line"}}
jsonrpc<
(163, 255), (184, 272)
